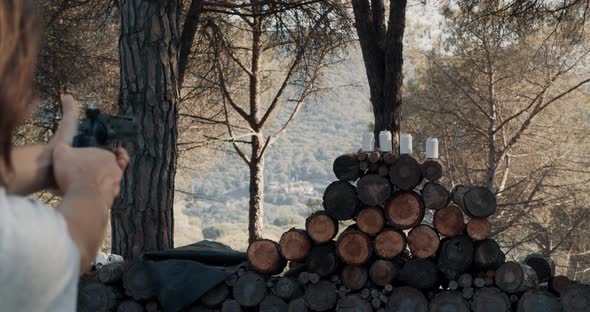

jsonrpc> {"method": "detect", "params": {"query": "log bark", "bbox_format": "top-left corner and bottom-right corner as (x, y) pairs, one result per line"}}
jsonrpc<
(384, 191), (425, 230)
(272, 277), (301, 301)
(305, 211), (338, 243)
(561, 284), (590, 312)
(201, 282), (230, 308)
(548, 275), (570, 296)
(471, 287), (511, 312)
(389, 155), (422, 190)
(357, 174), (392, 206)
(457, 273), (473, 288)
(421, 159), (445, 181)
(407, 224), (440, 258)
(97, 263), (125, 284)
(113, 0), (179, 259)
(495, 262), (539, 293)
(288, 297), (308, 312)
(221, 299), (242, 312)
(259, 295), (288, 312)
(334, 154), (361, 181)
(356, 207), (385, 236)
(358, 150), (368, 161)
(337, 229), (373, 265)
(369, 260), (398, 286)
(523, 254), (555, 284)
(517, 290), (562, 312)
(323, 181), (359, 220)
(399, 258), (439, 290)
(433, 206), (465, 237)
(279, 229), (311, 261)
(473, 239), (506, 271)
(247, 239), (287, 274)
(374, 228), (406, 259)
(303, 280), (338, 311)
(337, 294), (372, 312)
(306, 242), (340, 277)
(117, 300), (144, 312)
(421, 182), (450, 210)
(379, 164), (390, 177)
(123, 261), (156, 300)
(467, 218), (492, 240)
(233, 271), (267, 307)
(451, 185), (469, 209)
(463, 186), (497, 218)
(383, 152), (396, 165)
(461, 287), (474, 300)
(341, 265), (369, 290)
(78, 282), (122, 312)
(429, 291), (469, 312)
(386, 286), (428, 312)
(474, 277), (486, 288)
(369, 150), (382, 163)
(437, 235), (474, 280)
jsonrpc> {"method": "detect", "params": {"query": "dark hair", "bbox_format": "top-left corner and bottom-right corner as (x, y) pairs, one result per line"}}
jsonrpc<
(0, 0), (39, 186)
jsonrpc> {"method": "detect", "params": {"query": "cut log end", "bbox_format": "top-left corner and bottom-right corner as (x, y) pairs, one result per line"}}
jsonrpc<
(471, 287), (510, 312)
(233, 272), (267, 307)
(523, 254), (555, 284)
(122, 261), (156, 301)
(341, 265), (368, 290)
(384, 191), (425, 230)
(399, 258), (439, 290)
(429, 291), (469, 312)
(548, 275), (570, 296)
(407, 225), (440, 259)
(463, 186), (497, 218)
(387, 286), (428, 312)
(495, 262), (539, 294)
(421, 182), (450, 210)
(280, 229), (312, 261)
(356, 207), (385, 235)
(306, 243), (340, 277)
(374, 228), (406, 259)
(473, 239), (506, 272)
(333, 154), (361, 181)
(467, 218), (491, 240)
(437, 235), (474, 280)
(389, 154), (423, 190)
(421, 159), (444, 181)
(306, 211), (338, 243)
(337, 230), (372, 265)
(561, 284), (590, 312)
(357, 174), (392, 206)
(433, 206), (465, 237)
(369, 260), (397, 286)
(304, 280), (338, 311)
(323, 181), (359, 221)
(247, 239), (286, 274)
(518, 290), (562, 312)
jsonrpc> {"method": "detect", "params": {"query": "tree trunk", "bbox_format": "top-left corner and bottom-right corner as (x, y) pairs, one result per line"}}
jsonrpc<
(248, 152), (264, 243)
(178, 0), (204, 88)
(113, 0), (180, 259)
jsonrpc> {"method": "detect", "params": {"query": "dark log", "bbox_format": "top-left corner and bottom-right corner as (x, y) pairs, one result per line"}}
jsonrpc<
(359, 161), (369, 173)
(357, 174), (392, 206)
(474, 277), (486, 288)
(517, 290), (562, 312)
(383, 152), (396, 165)
(97, 263), (125, 284)
(279, 229), (312, 261)
(463, 186), (497, 218)
(309, 273), (320, 284)
(369, 162), (380, 173)
(473, 239), (506, 271)
(356, 207), (385, 236)
(303, 280), (338, 311)
(448, 280), (459, 290)
(78, 282), (122, 312)
(421, 159), (445, 181)
(145, 301), (160, 312)
(201, 282), (230, 308)
(495, 262), (539, 293)
(548, 275), (570, 296)
(374, 228), (407, 259)
(334, 154), (361, 181)
(337, 230), (373, 265)
(561, 284), (590, 312)
(451, 185), (469, 209)
(358, 150), (368, 161)
(323, 181), (359, 220)
(247, 239), (287, 274)
(372, 297), (382, 309)
(117, 300), (144, 312)
(369, 150), (382, 164)
(471, 287), (511, 312)
(421, 182), (450, 210)
(378, 164), (390, 177)
(523, 254), (555, 283)
(369, 260), (398, 286)
(461, 287), (474, 299)
(467, 218), (492, 241)
(233, 271), (267, 307)
(341, 265), (369, 290)
(221, 300), (242, 312)
(437, 235), (474, 280)
(273, 277), (301, 300)
(122, 261), (156, 300)
(259, 295), (288, 312)
(429, 291), (469, 312)
(306, 211), (338, 244)
(389, 154), (423, 190)
(458, 273), (473, 288)
(337, 294), (372, 312)
(433, 206), (465, 237)
(288, 298), (308, 312)
(510, 294), (519, 304)
(297, 272), (310, 285)
(386, 286), (428, 312)
(306, 242), (340, 277)
(407, 225), (440, 258)
(399, 258), (439, 290)
(361, 288), (371, 299)
(384, 191), (425, 230)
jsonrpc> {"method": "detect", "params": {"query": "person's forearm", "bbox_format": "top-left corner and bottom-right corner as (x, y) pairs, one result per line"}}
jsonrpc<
(58, 188), (110, 274)
(6, 145), (55, 195)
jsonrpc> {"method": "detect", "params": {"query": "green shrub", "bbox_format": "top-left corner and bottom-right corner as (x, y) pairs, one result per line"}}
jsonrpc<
(202, 226), (224, 239)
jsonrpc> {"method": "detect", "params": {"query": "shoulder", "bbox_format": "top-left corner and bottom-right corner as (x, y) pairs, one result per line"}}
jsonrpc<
(0, 187), (80, 311)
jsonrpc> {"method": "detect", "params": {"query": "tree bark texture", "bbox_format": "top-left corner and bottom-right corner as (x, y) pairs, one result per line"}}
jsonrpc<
(113, 0), (180, 259)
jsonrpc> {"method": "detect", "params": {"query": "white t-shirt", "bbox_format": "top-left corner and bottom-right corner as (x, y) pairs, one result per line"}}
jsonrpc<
(0, 187), (80, 312)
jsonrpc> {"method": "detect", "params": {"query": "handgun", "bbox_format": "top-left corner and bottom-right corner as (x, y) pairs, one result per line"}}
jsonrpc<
(72, 108), (138, 149)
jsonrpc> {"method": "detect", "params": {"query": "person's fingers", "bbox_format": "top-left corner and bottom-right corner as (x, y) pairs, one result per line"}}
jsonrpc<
(52, 95), (80, 145)
(113, 148), (129, 171)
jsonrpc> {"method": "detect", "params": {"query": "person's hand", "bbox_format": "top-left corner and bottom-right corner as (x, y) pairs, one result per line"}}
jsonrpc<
(52, 144), (129, 205)
(49, 95), (80, 148)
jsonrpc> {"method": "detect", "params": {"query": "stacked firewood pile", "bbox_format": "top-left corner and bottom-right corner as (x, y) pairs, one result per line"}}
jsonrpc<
(237, 150), (589, 311)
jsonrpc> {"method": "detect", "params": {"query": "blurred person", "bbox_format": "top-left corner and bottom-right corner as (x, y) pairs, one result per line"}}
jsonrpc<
(0, 1), (129, 311)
